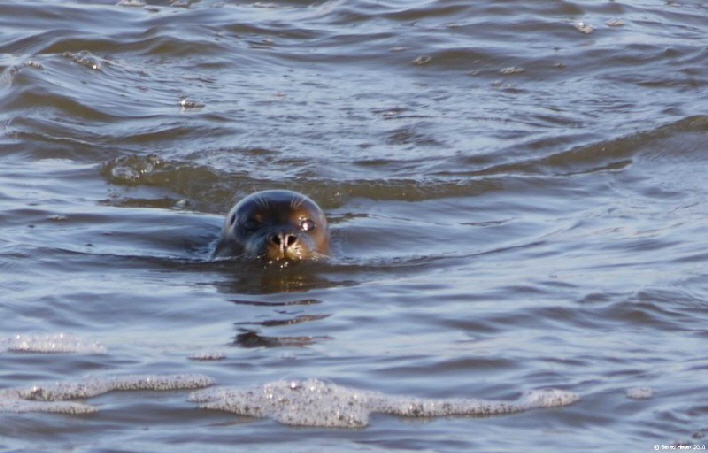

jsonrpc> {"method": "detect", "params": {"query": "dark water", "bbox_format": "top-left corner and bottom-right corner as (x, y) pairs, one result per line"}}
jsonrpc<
(1, 0), (708, 451)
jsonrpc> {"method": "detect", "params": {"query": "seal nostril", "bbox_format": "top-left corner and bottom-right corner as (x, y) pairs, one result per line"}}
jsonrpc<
(285, 234), (298, 248)
(270, 233), (298, 249)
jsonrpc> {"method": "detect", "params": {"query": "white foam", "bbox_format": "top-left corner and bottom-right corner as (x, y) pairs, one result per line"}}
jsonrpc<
(10, 374), (214, 401)
(521, 388), (582, 408)
(0, 374), (213, 415)
(188, 352), (227, 361)
(189, 379), (579, 428)
(0, 399), (97, 415)
(626, 387), (654, 400)
(1, 333), (107, 354)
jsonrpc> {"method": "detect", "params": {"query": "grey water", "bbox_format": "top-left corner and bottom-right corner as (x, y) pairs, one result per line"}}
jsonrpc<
(1, 0), (708, 451)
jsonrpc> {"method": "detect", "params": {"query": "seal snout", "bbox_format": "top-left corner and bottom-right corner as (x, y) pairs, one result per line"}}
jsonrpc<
(265, 230), (305, 260)
(270, 232), (299, 251)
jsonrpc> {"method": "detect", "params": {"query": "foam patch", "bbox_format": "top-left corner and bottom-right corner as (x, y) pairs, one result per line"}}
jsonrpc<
(188, 352), (227, 361)
(626, 387), (654, 400)
(0, 399), (97, 415)
(0, 374), (213, 415)
(1, 333), (107, 354)
(189, 379), (579, 428)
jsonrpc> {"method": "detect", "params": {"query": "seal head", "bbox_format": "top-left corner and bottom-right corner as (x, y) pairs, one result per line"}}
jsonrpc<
(216, 190), (330, 262)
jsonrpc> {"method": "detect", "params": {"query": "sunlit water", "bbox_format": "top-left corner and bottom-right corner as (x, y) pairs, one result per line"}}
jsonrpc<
(1, 1), (707, 451)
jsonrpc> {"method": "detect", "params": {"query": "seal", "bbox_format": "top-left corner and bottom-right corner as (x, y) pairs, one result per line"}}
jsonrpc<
(215, 190), (330, 262)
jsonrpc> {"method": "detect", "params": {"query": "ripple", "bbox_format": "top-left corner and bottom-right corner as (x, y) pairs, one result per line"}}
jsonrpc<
(438, 116), (708, 178)
(0, 0), (706, 449)
(100, 153), (222, 187)
(99, 152), (506, 211)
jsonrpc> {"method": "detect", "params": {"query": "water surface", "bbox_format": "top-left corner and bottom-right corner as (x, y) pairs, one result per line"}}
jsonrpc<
(1, 0), (707, 451)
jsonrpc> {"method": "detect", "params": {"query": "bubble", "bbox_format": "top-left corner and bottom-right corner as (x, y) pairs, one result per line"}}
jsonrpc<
(115, 374), (214, 391)
(62, 51), (102, 70)
(1, 333), (107, 354)
(98, 154), (220, 188)
(626, 387), (654, 400)
(116, 0), (146, 6)
(500, 66), (525, 75)
(188, 352), (227, 361)
(521, 389), (581, 408)
(99, 154), (164, 184)
(109, 166), (139, 181)
(575, 22), (594, 34)
(189, 379), (579, 428)
(13, 381), (112, 401)
(180, 98), (205, 110)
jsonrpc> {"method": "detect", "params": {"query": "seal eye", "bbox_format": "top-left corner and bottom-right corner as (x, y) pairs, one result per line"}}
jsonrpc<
(230, 213), (237, 225)
(243, 218), (261, 231)
(300, 218), (316, 232)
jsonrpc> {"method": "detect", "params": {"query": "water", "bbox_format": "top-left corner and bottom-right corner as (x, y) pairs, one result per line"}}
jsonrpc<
(1, 0), (707, 451)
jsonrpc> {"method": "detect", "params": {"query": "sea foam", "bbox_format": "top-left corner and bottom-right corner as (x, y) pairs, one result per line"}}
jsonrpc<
(1, 333), (107, 354)
(0, 374), (213, 415)
(189, 378), (579, 428)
